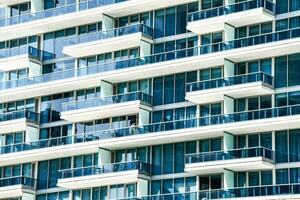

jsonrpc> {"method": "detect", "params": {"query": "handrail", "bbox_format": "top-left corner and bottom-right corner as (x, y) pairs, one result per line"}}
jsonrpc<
(1, 27), (300, 91)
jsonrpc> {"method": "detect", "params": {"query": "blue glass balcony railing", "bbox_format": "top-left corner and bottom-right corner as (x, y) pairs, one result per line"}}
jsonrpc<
(1, 105), (299, 156)
(0, 0), (127, 28)
(0, 136), (73, 154)
(0, 46), (54, 61)
(65, 23), (153, 46)
(0, 110), (39, 124)
(0, 176), (36, 190)
(186, 72), (273, 92)
(58, 161), (150, 179)
(62, 92), (152, 112)
(185, 147), (274, 164)
(140, 185), (300, 199)
(188, 0), (274, 22)
(0, 28), (299, 91)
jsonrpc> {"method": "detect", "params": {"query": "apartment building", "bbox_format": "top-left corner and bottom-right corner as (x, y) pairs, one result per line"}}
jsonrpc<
(0, 0), (300, 199)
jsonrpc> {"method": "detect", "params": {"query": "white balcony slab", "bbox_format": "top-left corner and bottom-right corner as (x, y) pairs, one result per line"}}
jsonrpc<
(0, 118), (37, 134)
(185, 157), (274, 175)
(224, 194), (300, 200)
(0, 185), (34, 199)
(186, 82), (274, 104)
(0, 0), (194, 41)
(0, 0), (29, 6)
(63, 32), (152, 58)
(60, 100), (151, 123)
(0, 74), (102, 102)
(187, 8), (274, 35)
(57, 170), (147, 190)
(0, 140), (100, 166)
(1, 37), (300, 102)
(98, 114), (300, 150)
(0, 55), (33, 72)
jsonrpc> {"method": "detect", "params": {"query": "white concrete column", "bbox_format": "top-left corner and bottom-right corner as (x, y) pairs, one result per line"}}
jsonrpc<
(224, 59), (235, 78)
(137, 178), (148, 197)
(223, 132), (234, 151)
(31, 0), (43, 13)
(28, 61), (41, 77)
(72, 122), (76, 144)
(140, 40), (151, 58)
(25, 126), (39, 143)
(22, 193), (35, 200)
(1, 72), (8, 82)
(102, 14), (114, 31)
(101, 80), (113, 98)
(223, 169), (234, 189)
(0, 135), (4, 146)
(98, 148), (111, 165)
(138, 109), (150, 126)
(224, 95), (234, 114)
(224, 23), (235, 42)
(225, 0), (235, 5)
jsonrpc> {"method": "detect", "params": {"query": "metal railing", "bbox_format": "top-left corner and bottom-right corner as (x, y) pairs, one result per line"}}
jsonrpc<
(185, 147), (274, 164)
(0, 0), (127, 27)
(58, 161), (150, 179)
(0, 176), (36, 190)
(0, 28), (299, 91)
(64, 23), (153, 46)
(186, 72), (273, 92)
(1, 105), (300, 155)
(139, 184), (300, 199)
(62, 91), (152, 111)
(188, 0), (274, 22)
(0, 110), (39, 123)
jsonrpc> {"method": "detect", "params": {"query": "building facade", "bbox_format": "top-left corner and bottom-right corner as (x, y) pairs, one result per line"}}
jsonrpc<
(0, 0), (300, 199)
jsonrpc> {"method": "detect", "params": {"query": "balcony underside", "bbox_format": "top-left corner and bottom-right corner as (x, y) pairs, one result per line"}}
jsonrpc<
(186, 82), (274, 104)
(1, 37), (300, 102)
(57, 170), (147, 190)
(0, 55), (32, 71)
(0, 119), (37, 134)
(0, 185), (34, 199)
(0, 0), (193, 41)
(187, 8), (274, 35)
(185, 157), (274, 175)
(99, 115), (300, 150)
(60, 100), (151, 123)
(63, 33), (152, 57)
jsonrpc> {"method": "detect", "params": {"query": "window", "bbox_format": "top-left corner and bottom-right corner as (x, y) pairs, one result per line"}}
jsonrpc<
(276, 0), (288, 14)
(276, 169), (289, 184)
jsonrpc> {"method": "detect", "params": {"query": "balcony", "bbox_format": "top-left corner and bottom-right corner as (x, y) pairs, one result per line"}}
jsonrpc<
(185, 147), (274, 174)
(0, 110), (39, 134)
(0, 134), (101, 166)
(63, 24), (153, 57)
(0, 0), (193, 41)
(57, 161), (150, 190)
(0, 105), (299, 165)
(1, 28), (300, 102)
(89, 104), (300, 150)
(60, 92), (152, 122)
(187, 0), (274, 35)
(141, 185), (300, 200)
(186, 72), (274, 104)
(0, 46), (47, 71)
(0, 176), (35, 199)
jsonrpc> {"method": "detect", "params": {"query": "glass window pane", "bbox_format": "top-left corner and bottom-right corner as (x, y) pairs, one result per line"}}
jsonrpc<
(275, 131), (288, 163)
